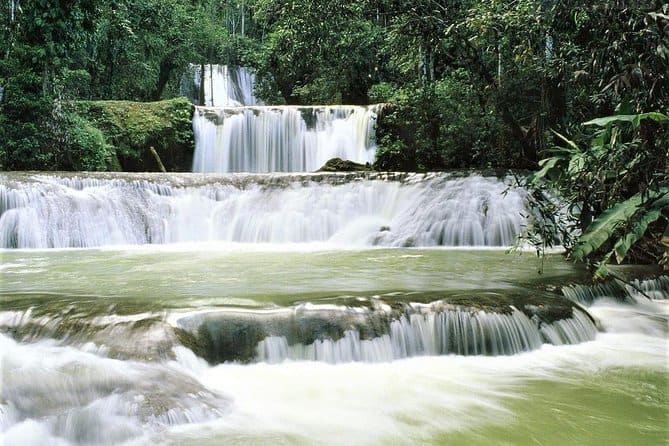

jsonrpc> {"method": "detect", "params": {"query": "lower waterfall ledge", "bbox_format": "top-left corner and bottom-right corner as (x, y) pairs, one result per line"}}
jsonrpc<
(173, 292), (598, 364)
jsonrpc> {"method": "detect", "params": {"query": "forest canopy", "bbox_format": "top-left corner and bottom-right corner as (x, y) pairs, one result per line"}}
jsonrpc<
(1, 0), (666, 171)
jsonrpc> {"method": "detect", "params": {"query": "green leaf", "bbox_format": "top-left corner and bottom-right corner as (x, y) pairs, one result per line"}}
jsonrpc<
(632, 112), (669, 127)
(613, 209), (661, 263)
(530, 156), (562, 182)
(593, 252), (613, 280)
(583, 115), (637, 127)
(550, 129), (580, 152)
(590, 128), (608, 149)
(583, 112), (669, 128)
(572, 188), (669, 261)
(612, 192), (669, 263)
(567, 152), (586, 176)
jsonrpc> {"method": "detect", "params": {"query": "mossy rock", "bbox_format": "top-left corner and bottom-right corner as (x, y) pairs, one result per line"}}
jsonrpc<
(76, 97), (195, 172)
(317, 157), (372, 172)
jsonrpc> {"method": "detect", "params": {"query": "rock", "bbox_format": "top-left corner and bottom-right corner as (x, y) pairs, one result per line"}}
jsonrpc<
(316, 158), (372, 172)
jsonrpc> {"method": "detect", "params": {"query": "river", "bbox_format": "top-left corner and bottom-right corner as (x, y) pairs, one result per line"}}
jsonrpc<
(0, 172), (667, 445)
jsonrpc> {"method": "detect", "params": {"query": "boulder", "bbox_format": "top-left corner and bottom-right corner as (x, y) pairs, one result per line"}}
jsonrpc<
(317, 157), (372, 172)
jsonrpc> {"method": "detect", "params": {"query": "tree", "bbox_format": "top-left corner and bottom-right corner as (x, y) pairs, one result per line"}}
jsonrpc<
(0, 0), (100, 169)
(251, 0), (384, 104)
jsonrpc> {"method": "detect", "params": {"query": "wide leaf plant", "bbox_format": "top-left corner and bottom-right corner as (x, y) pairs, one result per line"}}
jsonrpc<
(525, 111), (668, 277)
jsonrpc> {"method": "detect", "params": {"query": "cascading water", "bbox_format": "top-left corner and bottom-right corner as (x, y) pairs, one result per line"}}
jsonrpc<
(2, 167), (667, 444)
(183, 63), (379, 172)
(252, 307), (596, 364)
(0, 172), (526, 249)
(192, 105), (379, 173)
(181, 64), (258, 107)
(1, 287), (598, 365)
(563, 275), (669, 304)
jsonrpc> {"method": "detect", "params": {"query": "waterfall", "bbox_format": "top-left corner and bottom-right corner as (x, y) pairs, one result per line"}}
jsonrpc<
(562, 275), (669, 304)
(255, 309), (597, 364)
(0, 172), (527, 249)
(0, 291), (599, 365)
(181, 64), (380, 172)
(192, 105), (379, 173)
(253, 309), (546, 363)
(172, 300), (597, 364)
(181, 64), (258, 107)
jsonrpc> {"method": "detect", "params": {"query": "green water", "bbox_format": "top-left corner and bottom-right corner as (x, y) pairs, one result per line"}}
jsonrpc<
(1, 246), (588, 311)
(1, 245), (667, 445)
(440, 369), (668, 446)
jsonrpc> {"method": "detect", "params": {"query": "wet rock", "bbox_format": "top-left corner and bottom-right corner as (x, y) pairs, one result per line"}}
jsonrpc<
(317, 157), (372, 172)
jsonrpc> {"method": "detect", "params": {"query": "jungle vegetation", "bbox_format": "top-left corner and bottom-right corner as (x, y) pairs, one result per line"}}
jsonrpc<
(0, 0), (667, 270)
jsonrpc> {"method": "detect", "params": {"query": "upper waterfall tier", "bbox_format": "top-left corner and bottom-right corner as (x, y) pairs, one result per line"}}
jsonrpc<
(181, 64), (258, 107)
(0, 172), (527, 249)
(192, 105), (379, 173)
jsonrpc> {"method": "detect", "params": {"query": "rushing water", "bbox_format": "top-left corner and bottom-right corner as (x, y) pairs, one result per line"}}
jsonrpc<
(1, 172), (667, 445)
(0, 172), (525, 249)
(183, 64), (379, 173)
(181, 64), (258, 107)
(192, 105), (379, 173)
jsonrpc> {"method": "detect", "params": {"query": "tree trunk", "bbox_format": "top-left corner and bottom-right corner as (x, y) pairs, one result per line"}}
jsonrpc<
(199, 62), (205, 106)
(153, 59), (174, 101)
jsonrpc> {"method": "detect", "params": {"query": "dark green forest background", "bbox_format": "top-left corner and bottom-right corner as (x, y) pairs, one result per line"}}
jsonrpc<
(0, 0), (667, 270)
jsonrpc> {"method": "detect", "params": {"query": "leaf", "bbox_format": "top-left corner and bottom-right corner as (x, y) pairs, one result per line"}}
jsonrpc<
(583, 114), (636, 127)
(550, 129), (580, 152)
(530, 156), (562, 182)
(593, 252), (613, 280)
(632, 112), (669, 127)
(590, 128), (608, 149)
(583, 112), (669, 128)
(613, 208), (661, 263)
(567, 152), (586, 176)
(613, 192), (669, 263)
(572, 188), (669, 261)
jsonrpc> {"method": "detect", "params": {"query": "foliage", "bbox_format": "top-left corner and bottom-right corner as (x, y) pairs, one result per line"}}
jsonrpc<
(0, 0), (98, 170)
(524, 111), (669, 276)
(574, 189), (668, 270)
(373, 73), (503, 171)
(79, 97), (194, 171)
(59, 113), (118, 171)
(251, 0), (384, 104)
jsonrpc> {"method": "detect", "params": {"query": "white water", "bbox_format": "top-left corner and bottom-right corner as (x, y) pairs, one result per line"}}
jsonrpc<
(1, 299), (665, 446)
(184, 64), (258, 107)
(0, 173), (526, 249)
(184, 64), (379, 173)
(2, 166), (666, 445)
(255, 308), (597, 364)
(0, 333), (229, 445)
(562, 275), (669, 304)
(192, 105), (378, 172)
(191, 328), (667, 446)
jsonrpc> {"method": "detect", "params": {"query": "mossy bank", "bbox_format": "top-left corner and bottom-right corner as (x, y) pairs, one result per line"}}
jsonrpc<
(0, 97), (195, 172)
(77, 98), (195, 172)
